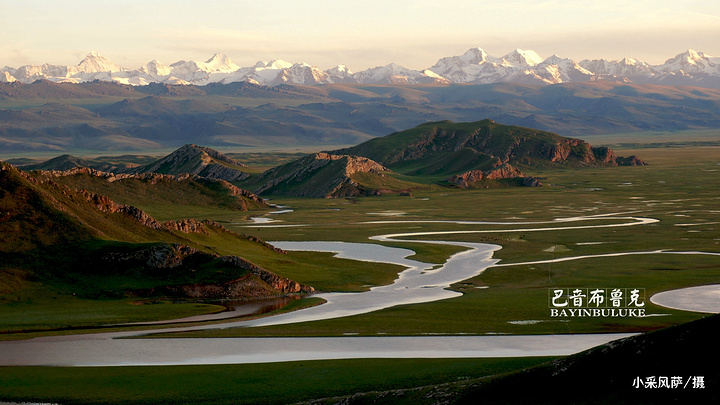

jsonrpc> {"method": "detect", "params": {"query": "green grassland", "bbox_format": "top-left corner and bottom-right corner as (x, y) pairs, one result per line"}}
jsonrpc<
(155, 144), (719, 337)
(0, 357), (555, 405)
(0, 140), (718, 404)
(2, 143), (717, 339)
(178, 226), (405, 292)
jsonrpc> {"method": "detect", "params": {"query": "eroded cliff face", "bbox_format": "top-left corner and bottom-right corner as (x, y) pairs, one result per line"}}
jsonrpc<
(79, 189), (165, 229)
(101, 244), (199, 269)
(538, 139), (647, 167)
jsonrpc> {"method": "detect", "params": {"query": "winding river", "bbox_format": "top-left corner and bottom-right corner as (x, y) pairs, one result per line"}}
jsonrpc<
(0, 212), (717, 367)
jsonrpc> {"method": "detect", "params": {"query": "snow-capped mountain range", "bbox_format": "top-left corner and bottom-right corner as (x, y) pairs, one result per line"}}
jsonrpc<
(2, 48), (720, 88)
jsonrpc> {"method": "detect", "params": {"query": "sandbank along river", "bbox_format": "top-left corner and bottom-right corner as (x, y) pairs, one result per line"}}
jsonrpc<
(0, 213), (716, 367)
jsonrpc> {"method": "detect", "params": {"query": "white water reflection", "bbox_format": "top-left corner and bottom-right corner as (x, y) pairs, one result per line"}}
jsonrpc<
(248, 217), (276, 224)
(651, 284), (720, 314)
(0, 334), (635, 367)
(0, 212), (696, 367)
(236, 240), (499, 327)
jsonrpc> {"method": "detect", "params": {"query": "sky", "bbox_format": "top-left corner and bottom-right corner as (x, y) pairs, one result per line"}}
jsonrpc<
(2, 0), (719, 71)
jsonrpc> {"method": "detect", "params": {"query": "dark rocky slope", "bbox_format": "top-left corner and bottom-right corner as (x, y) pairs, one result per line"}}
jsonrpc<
(0, 162), (309, 299)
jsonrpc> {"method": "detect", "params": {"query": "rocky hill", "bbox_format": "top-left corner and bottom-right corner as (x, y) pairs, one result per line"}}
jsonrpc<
(21, 154), (99, 171)
(16, 144), (256, 181)
(130, 144), (251, 181)
(247, 152), (395, 198)
(334, 119), (644, 188)
(244, 120), (644, 197)
(32, 167), (268, 212)
(0, 162), (308, 300)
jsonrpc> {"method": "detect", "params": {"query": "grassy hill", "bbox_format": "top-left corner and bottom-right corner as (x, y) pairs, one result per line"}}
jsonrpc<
(331, 119), (643, 188)
(249, 119), (645, 196)
(0, 162), (309, 333)
(337, 119), (643, 172)
(243, 152), (416, 198)
(128, 144), (256, 181)
(30, 167), (269, 218)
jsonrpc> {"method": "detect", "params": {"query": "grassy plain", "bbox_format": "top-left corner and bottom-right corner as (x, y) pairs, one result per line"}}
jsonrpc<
(157, 144), (720, 337)
(0, 357), (555, 405)
(0, 138), (718, 404)
(1, 142), (717, 339)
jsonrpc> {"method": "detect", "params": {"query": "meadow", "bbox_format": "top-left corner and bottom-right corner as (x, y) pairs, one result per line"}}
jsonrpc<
(0, 137), (718, 403)
(150, 144), (718, 338)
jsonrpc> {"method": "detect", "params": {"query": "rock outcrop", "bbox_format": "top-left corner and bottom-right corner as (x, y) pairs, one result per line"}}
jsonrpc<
(447, 164), (543, 188)
(253, 152), (391, 198)
(617, 155), (647, 166)
(130, 144), (251, 182)
(448, 164), (522, 187)
(107, 243), (314, 299)
(79, 189), (165, 229)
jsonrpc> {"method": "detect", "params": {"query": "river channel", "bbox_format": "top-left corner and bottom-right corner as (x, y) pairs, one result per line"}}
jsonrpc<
(0, 213), (716, 367)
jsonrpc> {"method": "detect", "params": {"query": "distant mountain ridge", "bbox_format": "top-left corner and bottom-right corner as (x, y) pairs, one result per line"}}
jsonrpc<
(3, 48), (720, 88)
(3, 80), (720, 153)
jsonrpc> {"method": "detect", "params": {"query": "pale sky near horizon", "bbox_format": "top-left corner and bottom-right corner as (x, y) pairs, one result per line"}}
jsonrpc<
(1, 0), (719, 71)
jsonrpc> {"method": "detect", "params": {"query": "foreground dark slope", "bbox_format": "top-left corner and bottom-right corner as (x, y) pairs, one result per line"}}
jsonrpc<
(307, 314), (719, 404)
(0, 162), (309, 302)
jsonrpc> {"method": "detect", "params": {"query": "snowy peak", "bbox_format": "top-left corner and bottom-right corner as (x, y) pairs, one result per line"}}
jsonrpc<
(353, 63), (448, 84)
(140, 60), (172, 76)
(3, 48), (720, 88)
(76, 51), (125, 73)
(267, 59), (294, 70)
(541, 55), (568, 65)
(1, 70), (16, 82)
(325, 65), (355, 84)
(273, 63), (328, 85)
(328, 64), (352, 75)
(203, 52), (240, 72)
(658, 49), (719, 75)
(460, 47), (491, 64)
(501, 49), (543, 67)
(680, 49), (704, 63)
